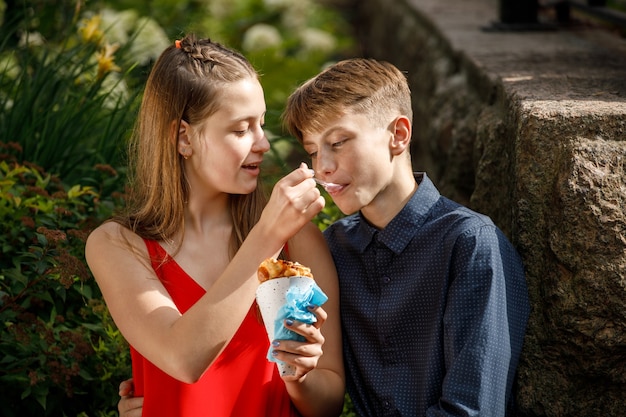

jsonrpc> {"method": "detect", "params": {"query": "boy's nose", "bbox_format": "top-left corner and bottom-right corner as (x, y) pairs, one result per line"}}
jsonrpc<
(313, 150), (335, 175)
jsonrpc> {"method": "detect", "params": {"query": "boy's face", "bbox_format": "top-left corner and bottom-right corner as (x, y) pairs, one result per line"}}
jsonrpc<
(301, 111), (397, 216)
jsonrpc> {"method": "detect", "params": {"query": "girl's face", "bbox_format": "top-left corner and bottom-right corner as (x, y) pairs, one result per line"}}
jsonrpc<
(183, 77), (268, 197)
(301, 111), (395, 216)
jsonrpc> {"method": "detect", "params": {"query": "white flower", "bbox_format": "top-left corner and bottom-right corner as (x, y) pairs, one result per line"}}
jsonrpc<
(280, 0), (311, 31)
(128, 17), (170, 66)
(298, 28), (336, 55)
(0, 52), (20, 80)
(2, 96), (13, 112)
(18, 31), (45, 47)
(242, 23), (283, 52)
(208, 0), (235, 19)
(100, 72), (130, 110)
(99, 8), (139, 44)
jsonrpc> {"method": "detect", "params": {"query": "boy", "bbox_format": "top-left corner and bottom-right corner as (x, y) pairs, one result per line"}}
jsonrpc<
(282, 58), (530, 416)
(119, 58), (530, 416)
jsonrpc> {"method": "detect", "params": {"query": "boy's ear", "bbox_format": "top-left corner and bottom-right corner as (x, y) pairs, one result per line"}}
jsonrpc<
(389, 116), (411, 156)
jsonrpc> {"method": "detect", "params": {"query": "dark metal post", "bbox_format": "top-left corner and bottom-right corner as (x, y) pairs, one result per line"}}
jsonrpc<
(499, 0), (539, 24)
(554, 1), (571, 23)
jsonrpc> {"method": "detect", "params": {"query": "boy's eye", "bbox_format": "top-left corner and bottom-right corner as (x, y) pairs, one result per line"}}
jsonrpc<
(331, 140), (346, 149)
(303, 147), (317, 158)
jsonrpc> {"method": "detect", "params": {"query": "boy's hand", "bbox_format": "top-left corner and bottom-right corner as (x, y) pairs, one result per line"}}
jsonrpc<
(118, 378), (143, 417)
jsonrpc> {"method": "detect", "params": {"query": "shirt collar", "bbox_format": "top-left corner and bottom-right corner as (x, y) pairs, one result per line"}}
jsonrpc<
(354, 172), (441, 254)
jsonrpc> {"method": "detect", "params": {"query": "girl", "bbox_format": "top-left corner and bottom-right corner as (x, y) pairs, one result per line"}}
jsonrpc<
(86, 35), (344, 417)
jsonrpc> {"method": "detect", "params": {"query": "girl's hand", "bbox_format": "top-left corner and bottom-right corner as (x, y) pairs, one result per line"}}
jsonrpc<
(270, 304), (328, 382)
(258, 163), (325, 245)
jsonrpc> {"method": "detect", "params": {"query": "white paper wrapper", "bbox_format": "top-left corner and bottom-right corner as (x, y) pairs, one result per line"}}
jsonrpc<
(255, 276), (316, 376)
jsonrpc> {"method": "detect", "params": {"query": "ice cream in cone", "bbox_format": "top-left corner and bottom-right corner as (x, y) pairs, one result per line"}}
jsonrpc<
(255, 258), (327, 376)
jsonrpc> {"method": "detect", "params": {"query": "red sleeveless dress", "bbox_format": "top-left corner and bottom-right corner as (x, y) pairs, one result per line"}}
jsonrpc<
(130, 239), (299, 417)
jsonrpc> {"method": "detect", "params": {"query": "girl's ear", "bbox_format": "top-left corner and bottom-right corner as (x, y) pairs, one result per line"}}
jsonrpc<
(176, 120), (193, 159)
(389, 115), (411, 156)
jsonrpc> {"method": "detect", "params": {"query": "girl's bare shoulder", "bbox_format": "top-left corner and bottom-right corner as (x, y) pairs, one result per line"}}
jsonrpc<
(86, 221), (146, 260)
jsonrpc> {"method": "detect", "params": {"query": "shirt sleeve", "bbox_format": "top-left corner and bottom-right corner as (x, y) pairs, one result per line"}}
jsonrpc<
(426, 224), (522, 417)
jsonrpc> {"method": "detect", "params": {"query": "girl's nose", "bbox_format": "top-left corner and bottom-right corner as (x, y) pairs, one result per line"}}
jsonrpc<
(253, 127), (270, 153)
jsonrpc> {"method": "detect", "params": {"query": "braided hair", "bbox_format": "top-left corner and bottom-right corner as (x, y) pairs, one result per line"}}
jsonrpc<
(115, 34), (266, 258)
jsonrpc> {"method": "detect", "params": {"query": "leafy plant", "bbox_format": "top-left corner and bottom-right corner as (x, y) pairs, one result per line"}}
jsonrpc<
(0, 145), (129, 416)
(0, 9), (141, 188)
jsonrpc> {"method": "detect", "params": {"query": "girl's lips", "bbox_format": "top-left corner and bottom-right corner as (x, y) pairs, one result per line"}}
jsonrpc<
(242, 163), (262, 175)
(242, 160), (262, 169)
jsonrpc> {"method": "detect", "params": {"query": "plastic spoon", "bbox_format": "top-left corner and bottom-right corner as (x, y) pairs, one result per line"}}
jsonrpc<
(314, 178), (342, 193)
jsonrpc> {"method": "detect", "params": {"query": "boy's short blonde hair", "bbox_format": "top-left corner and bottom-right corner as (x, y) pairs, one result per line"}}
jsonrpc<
(282, 58), (412, 142)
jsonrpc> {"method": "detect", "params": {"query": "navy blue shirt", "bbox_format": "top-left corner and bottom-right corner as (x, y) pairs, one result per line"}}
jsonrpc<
(323, 173), (530, 417)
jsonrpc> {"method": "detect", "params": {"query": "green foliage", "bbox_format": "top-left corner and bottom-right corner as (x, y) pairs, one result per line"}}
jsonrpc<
(342, 394), (357, 417)
(0, 148), (129, 416)
(0, 0), (81, 45)
(0, 6), (140, 188)
(315, 194), (345, 231)
(92, 0), (208, 38)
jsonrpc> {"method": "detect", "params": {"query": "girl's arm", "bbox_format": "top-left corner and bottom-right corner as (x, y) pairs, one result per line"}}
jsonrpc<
(86, 166), (325, 383)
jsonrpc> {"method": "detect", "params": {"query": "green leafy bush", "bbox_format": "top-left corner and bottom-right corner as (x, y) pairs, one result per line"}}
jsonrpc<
(0, 145), (129, 416)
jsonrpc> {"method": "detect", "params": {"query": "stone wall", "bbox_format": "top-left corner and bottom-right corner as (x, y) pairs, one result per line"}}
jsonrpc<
(341, 0), (626, 415)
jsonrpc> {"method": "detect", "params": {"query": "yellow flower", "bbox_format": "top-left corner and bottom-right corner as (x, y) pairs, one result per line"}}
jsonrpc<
(96, 42), (121, 79)
(79, 14), (103, 44)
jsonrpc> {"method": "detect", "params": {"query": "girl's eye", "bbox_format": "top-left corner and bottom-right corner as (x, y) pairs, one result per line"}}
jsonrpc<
(331, 140), (345, 149)
(235, 122), (264, 136)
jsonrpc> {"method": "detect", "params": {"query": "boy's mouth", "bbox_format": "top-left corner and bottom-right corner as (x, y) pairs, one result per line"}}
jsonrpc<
(314, 178), (343, 193)
(325, 183), (345, 195)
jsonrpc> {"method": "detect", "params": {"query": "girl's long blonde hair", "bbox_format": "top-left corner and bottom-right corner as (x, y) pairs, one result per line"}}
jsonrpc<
(114, 34), (266, 257)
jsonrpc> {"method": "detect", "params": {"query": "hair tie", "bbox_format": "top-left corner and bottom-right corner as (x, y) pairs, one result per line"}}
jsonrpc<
(175, 40), (182, 49)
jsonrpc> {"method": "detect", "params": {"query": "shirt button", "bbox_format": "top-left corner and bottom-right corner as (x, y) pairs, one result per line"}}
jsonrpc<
(382, 276), (391, 284)
(383, 400), (391, 409)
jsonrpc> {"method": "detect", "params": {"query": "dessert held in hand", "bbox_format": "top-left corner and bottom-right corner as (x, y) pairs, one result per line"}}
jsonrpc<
(256, 258), (328, 375)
